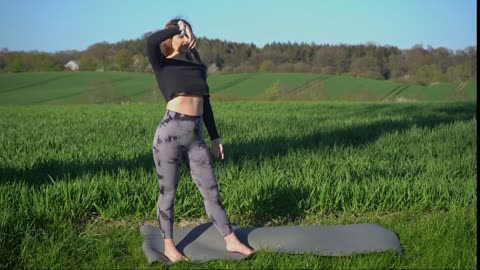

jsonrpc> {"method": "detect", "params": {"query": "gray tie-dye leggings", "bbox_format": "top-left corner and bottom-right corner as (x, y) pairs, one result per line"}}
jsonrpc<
(152, 110), (233, 239)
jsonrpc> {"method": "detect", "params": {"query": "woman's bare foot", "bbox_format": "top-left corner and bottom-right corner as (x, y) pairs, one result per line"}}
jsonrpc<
(164, 239), (188, 263)
(224, 232), (254, 255)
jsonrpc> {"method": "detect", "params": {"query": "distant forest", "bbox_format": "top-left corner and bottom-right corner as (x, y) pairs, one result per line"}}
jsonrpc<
(0, 32), (476, 86)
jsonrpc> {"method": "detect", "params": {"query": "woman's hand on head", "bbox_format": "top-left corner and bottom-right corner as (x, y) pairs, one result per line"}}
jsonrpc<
(177, 20), (196, 49)
(211, 139), (224, 160)
(185, 24), (196, 49)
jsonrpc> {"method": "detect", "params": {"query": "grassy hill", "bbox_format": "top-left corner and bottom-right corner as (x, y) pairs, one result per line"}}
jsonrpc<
(0, 71), (476, 105)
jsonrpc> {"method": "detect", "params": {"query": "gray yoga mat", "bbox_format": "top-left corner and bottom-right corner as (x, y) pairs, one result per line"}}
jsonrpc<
(141, 222), (402, 265)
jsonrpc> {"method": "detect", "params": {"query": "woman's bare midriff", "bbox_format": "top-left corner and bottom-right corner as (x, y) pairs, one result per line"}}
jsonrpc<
(166, 93), (204, 116)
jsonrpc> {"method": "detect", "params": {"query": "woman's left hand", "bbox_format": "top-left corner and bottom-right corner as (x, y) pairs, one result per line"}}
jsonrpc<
(185, 24), (196, 49)
(211, 139), (224, 160)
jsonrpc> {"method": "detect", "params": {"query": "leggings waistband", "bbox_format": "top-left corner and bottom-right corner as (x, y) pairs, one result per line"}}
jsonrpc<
(165, 109), (201, 121)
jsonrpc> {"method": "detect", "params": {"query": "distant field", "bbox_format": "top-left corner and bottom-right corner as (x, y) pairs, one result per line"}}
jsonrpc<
(0, 72), (156, 105)
(0, 72), (476, 104)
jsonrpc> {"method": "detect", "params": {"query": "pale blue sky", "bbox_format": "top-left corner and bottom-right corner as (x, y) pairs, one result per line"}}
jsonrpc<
(0, 0), (476, 52)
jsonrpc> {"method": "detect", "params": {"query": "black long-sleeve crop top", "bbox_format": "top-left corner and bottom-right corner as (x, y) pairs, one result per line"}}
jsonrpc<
(146, 26), (220, 140)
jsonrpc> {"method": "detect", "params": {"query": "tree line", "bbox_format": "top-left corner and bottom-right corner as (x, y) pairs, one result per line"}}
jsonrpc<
(0, 32), (476, 85)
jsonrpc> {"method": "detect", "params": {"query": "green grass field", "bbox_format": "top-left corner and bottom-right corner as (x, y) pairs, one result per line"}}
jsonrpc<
(0, 72), (476, 104)
(0, 99), (477, 269)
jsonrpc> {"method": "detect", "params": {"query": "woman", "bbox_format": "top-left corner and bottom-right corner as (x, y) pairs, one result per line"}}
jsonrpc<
(146, 18), (253, 262)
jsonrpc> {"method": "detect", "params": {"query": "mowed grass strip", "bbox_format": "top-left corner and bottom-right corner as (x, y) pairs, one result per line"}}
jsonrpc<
(400, 80), (477, 101)
(1, 72), (476, 104)
(0, 101), (477, 269)
(0, 72), (159, 105)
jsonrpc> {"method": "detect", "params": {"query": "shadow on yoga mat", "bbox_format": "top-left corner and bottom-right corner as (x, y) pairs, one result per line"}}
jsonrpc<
(141, 222), (402, 265)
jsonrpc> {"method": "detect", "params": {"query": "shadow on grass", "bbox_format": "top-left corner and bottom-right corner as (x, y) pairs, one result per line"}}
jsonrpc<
(245, 183), (311, 226)
(225, 102), (476, 162)
(1, 102), (476, 188)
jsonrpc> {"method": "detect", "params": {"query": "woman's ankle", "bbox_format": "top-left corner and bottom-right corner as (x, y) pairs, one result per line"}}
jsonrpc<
(164, 238), (176, 248)
(223, 232), (237, 242)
